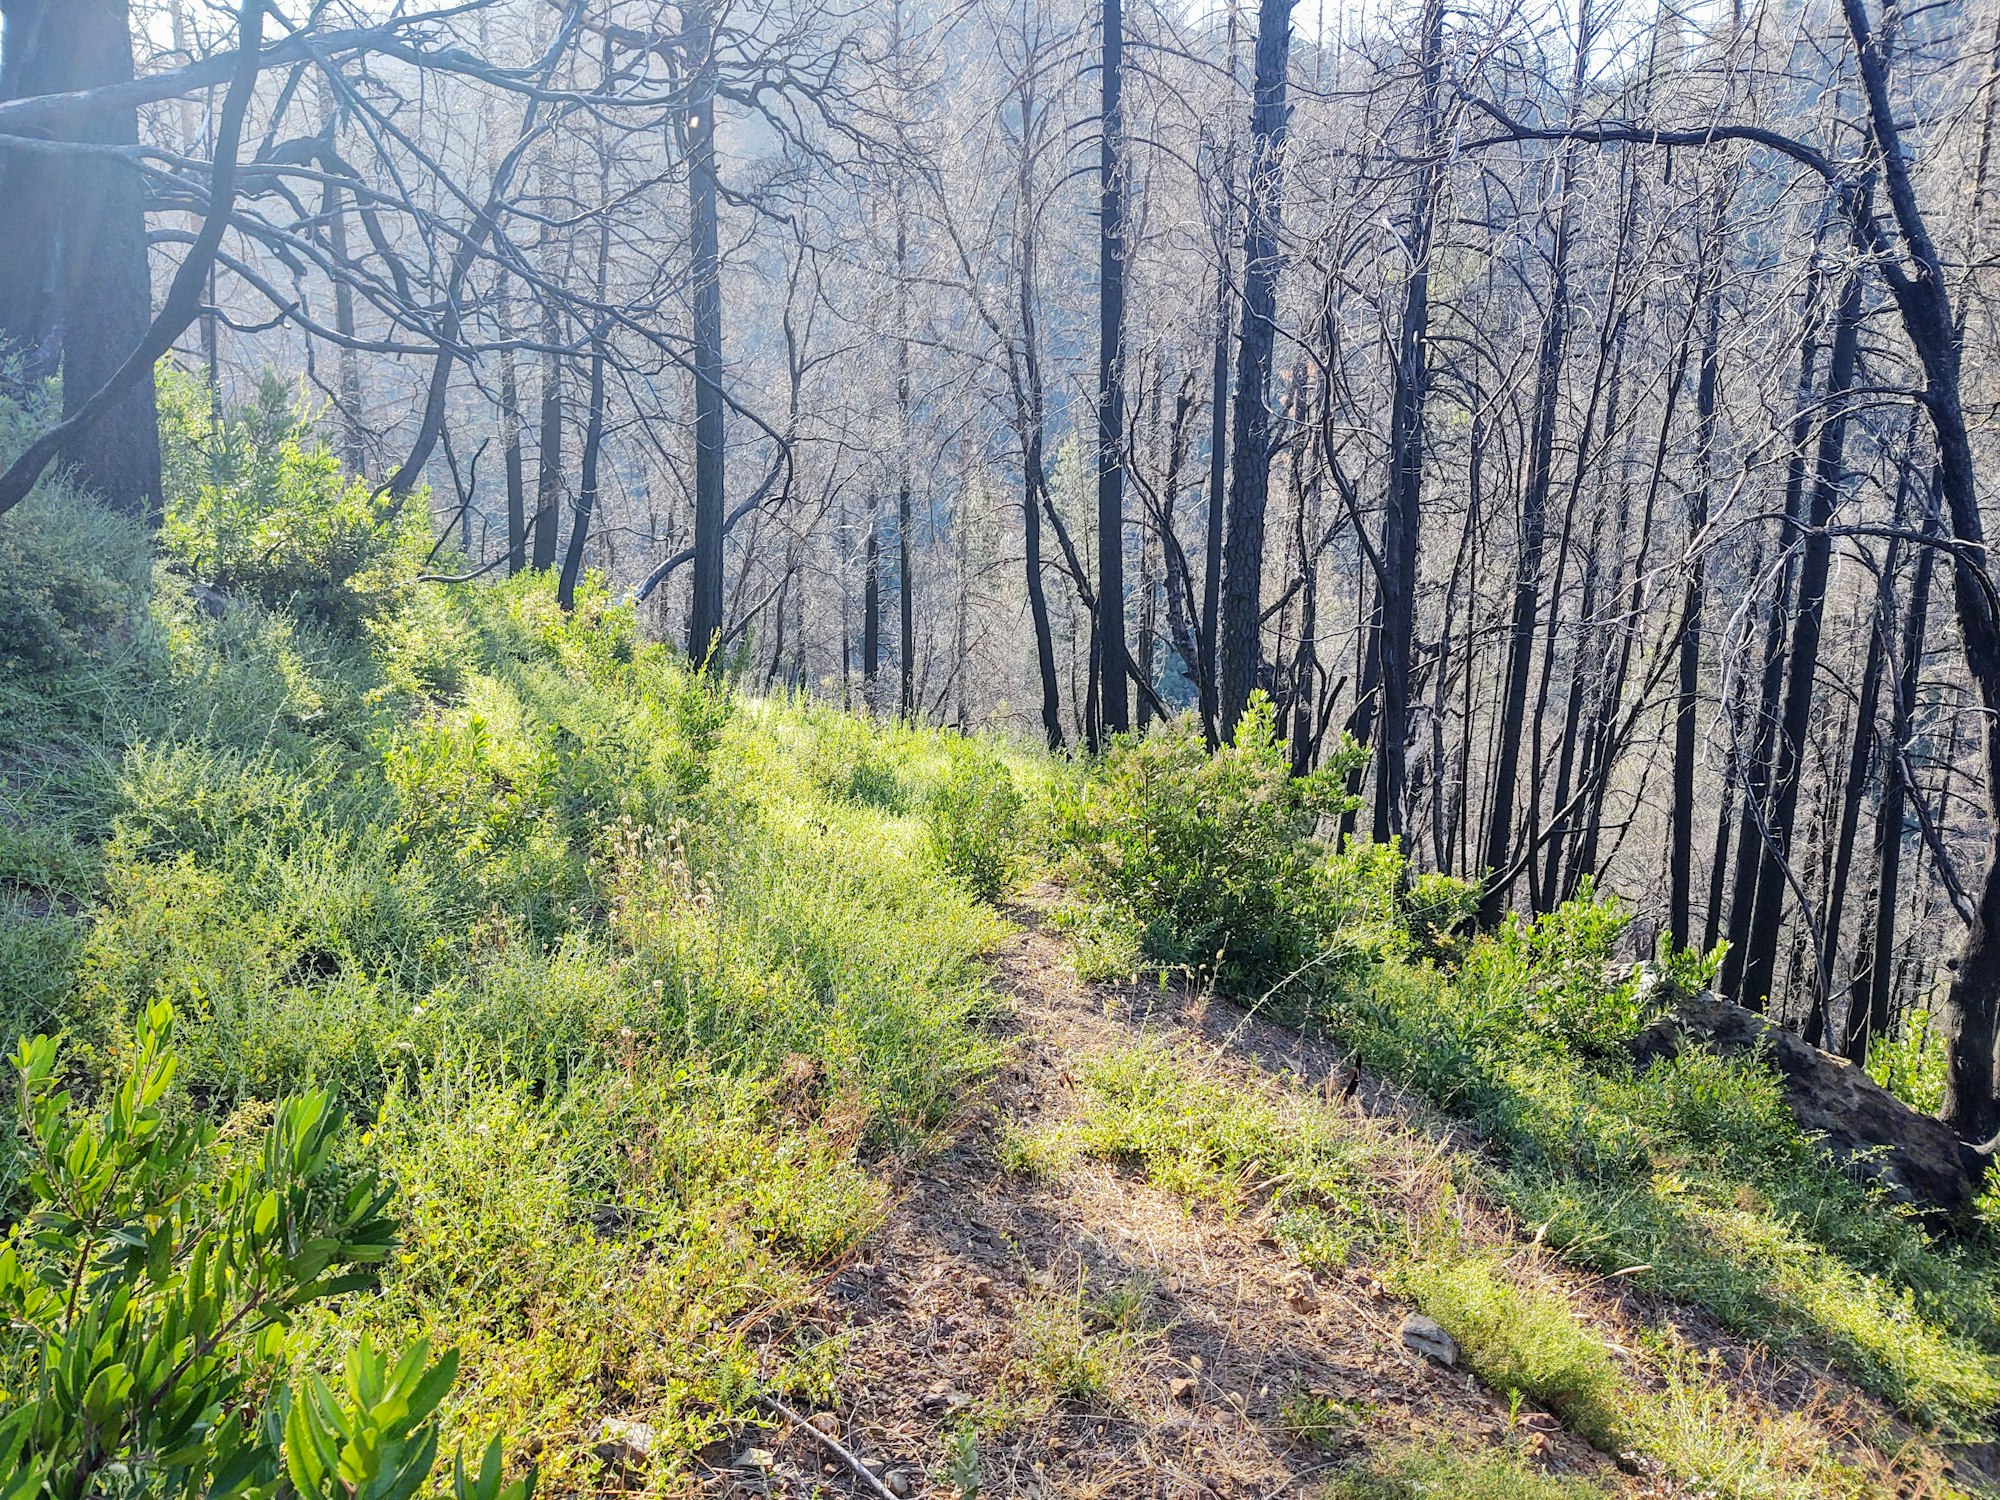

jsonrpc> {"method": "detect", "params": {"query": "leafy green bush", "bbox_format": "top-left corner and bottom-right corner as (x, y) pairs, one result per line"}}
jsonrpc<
(159, 371), (427, 630)
(1456, 883), (1642, 1063)
(0, 474), (150, 679)
(922, 739), (1023, 901)
(797, 711), (906, 810)
(1867, 1008), (1949, 1114)
(1053, 696), (1362, 995)
(1402, 870), (1480, 964)
(0, 1003), (526, 1500)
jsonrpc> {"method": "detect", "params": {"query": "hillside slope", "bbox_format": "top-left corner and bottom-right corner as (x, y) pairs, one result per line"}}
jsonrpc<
(3, 434), (1999, 1498)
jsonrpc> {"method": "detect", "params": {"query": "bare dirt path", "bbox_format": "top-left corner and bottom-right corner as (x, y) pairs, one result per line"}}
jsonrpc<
(698, 903), (1967, 1500)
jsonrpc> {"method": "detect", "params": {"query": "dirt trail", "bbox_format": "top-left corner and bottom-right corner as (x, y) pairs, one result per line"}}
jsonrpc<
(698, 904), (1959, 1500)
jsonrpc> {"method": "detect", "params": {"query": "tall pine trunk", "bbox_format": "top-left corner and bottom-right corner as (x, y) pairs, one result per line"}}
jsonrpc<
(1096, 0), (1130, 737)
(1217, 0), (1295, 739)
(685, 0), (727, 663)
(1374, 0), (1444, 843)
(1738, 271), (1862, 1011)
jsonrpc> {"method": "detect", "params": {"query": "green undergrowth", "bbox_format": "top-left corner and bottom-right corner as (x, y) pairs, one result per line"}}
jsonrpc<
(0, 382), (1023, 1487)
(1322, 936), (2000, 1436)
(1329, 1442), (1611, 1500)
(1046, 718), (2000, 1477)
(1002, 1041), (1393, 1270)
(1039, 1045), (1921, 1496)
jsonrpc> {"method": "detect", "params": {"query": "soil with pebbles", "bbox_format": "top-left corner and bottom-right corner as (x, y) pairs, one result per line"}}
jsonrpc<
(695, 897), (1971, 1500)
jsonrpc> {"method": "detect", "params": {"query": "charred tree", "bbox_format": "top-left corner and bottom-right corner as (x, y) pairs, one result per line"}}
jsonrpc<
(1217, 0), (1296, 738)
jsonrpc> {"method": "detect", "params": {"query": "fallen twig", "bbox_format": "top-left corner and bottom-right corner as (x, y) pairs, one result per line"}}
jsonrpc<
(754, 1393), (900, 1500)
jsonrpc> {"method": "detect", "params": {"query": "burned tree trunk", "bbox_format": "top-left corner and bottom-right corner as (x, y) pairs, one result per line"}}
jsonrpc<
(1096, 0), (1130, 737)
(1217, 0), (1295, 739)
(685, 0), (727, 664)
(1374, 0), (1445, 844)
(1737, 270), (1863, 1013)
(0, 0), (161, 520)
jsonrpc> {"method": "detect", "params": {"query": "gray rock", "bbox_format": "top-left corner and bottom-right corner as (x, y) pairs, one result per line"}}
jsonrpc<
(1628, 967), (1984, 1223)
(594, 1417), (659, 1466)
(1399, 1312), (1458, 1365)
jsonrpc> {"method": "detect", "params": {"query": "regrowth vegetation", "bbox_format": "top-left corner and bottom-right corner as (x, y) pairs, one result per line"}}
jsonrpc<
(4, 382), (1999, 1494)
(0, 389), (1015, 1487)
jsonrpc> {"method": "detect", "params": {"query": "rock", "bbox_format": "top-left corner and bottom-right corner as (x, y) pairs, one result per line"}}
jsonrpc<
(1399, 1312), (1458, 1366)
(593, 1417), (659, 1466)
(188, 578), (231, 620)
(1629, 967), (1983, 1222)
(885, 1469), (914, 1497)
(1168, 1375), (1198, 1403)
(733, 1447), (778, 1472)
(1285, 1280), (1320, 1314)
(808, 1411), (842, 1440)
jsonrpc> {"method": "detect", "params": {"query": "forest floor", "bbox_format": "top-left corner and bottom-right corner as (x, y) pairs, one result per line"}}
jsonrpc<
(691, 894), (1987, 1500)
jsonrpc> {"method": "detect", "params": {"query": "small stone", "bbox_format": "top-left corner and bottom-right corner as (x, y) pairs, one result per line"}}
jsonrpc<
(885, 1470), (915, 1497)
(1285, 1281), (1320, 1313)
(1399, 1313), (1458, 1366)
(808, 1411), (842, 1440)
(734, 1447), (778, 1471)
(593, 1417), (659, 1466)
(1168, 1375), (1198, 1403)
(970, 1275), (996, 1299)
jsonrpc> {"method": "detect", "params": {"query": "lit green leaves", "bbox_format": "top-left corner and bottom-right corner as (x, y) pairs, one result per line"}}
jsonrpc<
(0, 1002), (525, 1500)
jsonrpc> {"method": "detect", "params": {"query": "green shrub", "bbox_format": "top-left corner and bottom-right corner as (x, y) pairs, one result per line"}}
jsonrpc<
(0, 1002), (526, 1500)
(0, 471), (150, 679)
(1053, 695), (1362, 995)
(922, 739), (1024, 900)
(1402, 870), (1480, 965)
(159, 371), (427, 631)
(1867, 1008), (1949, 1115)
(1455, 884), (1642, 1063)
(797, 711), (907, 810)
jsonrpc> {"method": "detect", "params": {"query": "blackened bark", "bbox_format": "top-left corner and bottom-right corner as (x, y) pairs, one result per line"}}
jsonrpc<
(1200, 267), (1230, 743)
(1374, 0), (1444, 844)
(685, 0), (726, 664)
(558, 330), (605, 611)
(1817, 444), (1913, 1046)
(0, 0), (65, 382)
(1476, 129), (1579, 925)
(1096, 0), (1129, 736)
(1852, 481), (1938, 1061)
(863, 508), (882, 682)
(896, 215), (916, 720)
(0, 0), (162, 518)
(1671, 235), (1724, 948)
(498, 274), (527, 575)
(1720, 281), (1827, 1001)
(532, 275), (563, 572)
(1217, 0), (1295, 739)
(1833, 0), (2000, 1136)
(1739, 271), (1863, 1012)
